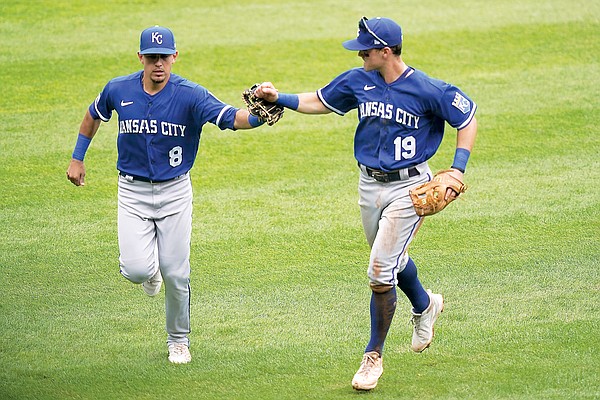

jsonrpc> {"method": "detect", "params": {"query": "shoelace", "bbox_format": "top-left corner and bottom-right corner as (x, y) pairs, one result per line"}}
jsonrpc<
(410, 314), (420, 326)
(170, 344), (188, 356)
(357, 354), (377, 375)
(150, 272), (161, 284)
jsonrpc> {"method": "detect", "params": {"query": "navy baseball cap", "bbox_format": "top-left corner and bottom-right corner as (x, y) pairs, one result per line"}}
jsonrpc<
(139, 26), (177, 55)
(342, 17), (403, 51)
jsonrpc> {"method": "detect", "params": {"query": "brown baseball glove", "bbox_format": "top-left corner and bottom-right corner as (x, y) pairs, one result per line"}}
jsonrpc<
(242, 83), (284, 126)
(409, 169), (467, 216)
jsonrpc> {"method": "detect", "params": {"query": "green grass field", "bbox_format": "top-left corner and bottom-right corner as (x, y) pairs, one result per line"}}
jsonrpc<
(1, 0), (599, 399)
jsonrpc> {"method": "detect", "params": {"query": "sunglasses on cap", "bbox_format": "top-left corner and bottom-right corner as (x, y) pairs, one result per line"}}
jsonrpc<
(358, 16), (389, 47)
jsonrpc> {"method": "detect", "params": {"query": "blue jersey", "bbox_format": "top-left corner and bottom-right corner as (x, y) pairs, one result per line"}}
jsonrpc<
(89, 71), (238, 181)
(317, 67), (477, 171)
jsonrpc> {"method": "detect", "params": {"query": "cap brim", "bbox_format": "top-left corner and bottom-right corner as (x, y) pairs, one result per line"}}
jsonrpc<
(139, 48), (176, 55)
(342, 39), (374, 51)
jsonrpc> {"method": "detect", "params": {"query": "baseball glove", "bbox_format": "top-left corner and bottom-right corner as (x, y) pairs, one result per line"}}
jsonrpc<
(242, 84), (284, 126)
(409, 169), (467, 216)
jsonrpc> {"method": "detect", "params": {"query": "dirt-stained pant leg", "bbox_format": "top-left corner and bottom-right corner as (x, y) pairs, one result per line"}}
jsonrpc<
(358, 164), (431, 289)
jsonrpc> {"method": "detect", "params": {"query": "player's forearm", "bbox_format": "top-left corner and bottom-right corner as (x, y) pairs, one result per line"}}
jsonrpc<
(255, 82), (330, 115)
(295, 92), (331, 114)
(233, 108), (265, 130)
(452, 116), (478, 172)
(79, 110), (101, 138)
(71, 111), (101, 163)
(276, 92), (330, 114)
(456, 116), (477, 152)
(67, 110), (98, 185)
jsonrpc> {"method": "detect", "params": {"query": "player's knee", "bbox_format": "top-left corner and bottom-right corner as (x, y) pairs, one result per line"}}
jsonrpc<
(370, 282), (395, 293)
(160, 259), (190, 283)
(367, 262), (396, 292)
(119, 256), (155, 284)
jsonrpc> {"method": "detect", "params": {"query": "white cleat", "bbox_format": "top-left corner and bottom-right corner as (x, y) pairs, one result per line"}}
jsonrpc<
(142, 269), (162, 297)
(352, 351), (383, 391)
(168, 343), (191, 364)
(411, 290), (444, 352)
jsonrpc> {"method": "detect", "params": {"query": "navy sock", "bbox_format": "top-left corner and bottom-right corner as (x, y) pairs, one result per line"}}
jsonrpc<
(365, 286), (397, 355)
(397, 257), (430, 313)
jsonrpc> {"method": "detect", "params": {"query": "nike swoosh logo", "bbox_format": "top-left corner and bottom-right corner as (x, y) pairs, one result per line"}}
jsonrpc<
(363, 85), (376, 91)
(121, 100), (134, 107)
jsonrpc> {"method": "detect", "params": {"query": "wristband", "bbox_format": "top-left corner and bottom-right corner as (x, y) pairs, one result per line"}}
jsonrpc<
(275, 93), (299, 110)
(72, 133), (92, 161)
(451, 147), (470, 173)
(248, 114), (265, 127)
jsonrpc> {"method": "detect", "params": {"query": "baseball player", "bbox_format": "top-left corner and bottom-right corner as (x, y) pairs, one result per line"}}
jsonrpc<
(255, 17), (477, 390)
(66, 26), (270, 364)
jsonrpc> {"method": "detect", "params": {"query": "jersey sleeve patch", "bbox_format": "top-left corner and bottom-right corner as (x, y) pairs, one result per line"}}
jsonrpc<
(451, 92), (471, 114)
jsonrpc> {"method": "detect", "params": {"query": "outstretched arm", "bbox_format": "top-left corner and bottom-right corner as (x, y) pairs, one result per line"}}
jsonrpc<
(254, 82), (331, 115)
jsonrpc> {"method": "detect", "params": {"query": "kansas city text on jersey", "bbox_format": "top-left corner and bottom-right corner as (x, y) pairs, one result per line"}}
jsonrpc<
(119, 119), (187, 136)
(358, 101), (420, 129)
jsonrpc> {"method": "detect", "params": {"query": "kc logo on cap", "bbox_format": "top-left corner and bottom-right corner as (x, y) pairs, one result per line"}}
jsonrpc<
(140, 25), (177, 55)
(151, 31), (164, 45)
